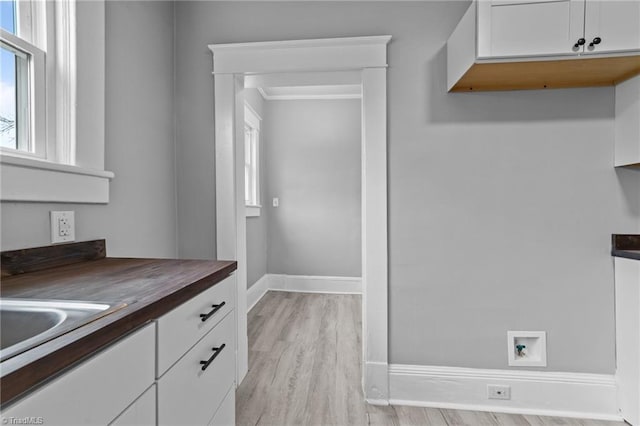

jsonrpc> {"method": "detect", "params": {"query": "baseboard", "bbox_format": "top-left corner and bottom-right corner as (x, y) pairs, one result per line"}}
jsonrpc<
(268, 274), (362, 294)
(365, 361), (390, 403)
(247, 275), (269, 312)
(389, 364), (621, 421)
(247, 274), (362, 312)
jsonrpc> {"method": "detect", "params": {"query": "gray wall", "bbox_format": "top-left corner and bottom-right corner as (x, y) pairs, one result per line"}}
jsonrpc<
(265, 99), (362, 277)
(245, 89), (268, 288)
(1, 1), (177, 258)
(174, 1), (640, 373)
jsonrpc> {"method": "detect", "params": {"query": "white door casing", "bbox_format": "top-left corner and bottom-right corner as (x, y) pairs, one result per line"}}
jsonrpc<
(209, 36), (391, 403)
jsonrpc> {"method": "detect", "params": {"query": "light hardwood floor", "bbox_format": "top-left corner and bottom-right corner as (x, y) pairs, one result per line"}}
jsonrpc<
(236, 291), (624, 426)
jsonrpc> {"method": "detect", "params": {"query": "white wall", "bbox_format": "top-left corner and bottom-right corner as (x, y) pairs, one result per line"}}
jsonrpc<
(0, 1), (178, 258)
(174, 1), (640, 373)
(264, 99), (362, 277)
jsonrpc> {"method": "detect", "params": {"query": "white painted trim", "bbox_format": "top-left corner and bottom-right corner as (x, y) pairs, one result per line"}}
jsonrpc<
(1, 156), (113, 203)
(209, 36), (391, 75)
(245, 70), (361, 89)
(245, 205), (261, 217)
(389, 364), (621, 421)
(54, 0), (77, 165)
(257, 86), (361, 101)
(247, 275), (270, 313)
(268, 274), (361, 294)
(244, 103), (261, 128)
(257, 87), (268, 100)
(361, 67), (389, 402)
(0, 155), (114, 179)
(246, 274), (362, 313)
(215, 74), (249, 386)
(212, 36), (390, 398)
(209, 36), (392, 52)
(262, 94), (361, 101)
(366, 361), (391, 404)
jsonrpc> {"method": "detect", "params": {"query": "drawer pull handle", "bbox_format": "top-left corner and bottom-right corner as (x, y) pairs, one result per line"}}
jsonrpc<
(200, 343), (226, 371)
(199, 301), (226, 322)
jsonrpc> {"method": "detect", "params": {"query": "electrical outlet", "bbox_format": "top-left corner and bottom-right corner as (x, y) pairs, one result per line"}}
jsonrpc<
(51, 211), (75, 243)
(487, 385), (511, 400)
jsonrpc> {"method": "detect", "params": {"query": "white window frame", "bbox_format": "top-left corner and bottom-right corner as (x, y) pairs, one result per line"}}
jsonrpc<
(0, 9), (46, 159)
(244, 103), (261, 217)
(0, 0), (113, 204)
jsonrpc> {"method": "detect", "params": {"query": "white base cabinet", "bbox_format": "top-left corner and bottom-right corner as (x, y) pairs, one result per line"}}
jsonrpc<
(209, 386), (235, 426)
(1, 273), (237, 426)
(157, 312), (235, 426)
(615, 257), (640, 425)
(1, 323), (156, 426)
(111, 385), (157, 426)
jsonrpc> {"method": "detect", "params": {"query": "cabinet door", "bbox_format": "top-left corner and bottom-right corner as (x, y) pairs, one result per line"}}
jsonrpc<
(478, 0), (585, 58)
(209, 386), (235, 426)
(0, 324), (155, 426)
(584, 0), (640, 54)
(110, 385), (156, 426)
(157, 312), (235, 426)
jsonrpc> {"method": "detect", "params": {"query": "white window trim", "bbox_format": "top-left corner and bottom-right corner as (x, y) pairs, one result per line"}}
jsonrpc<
(0, 0), (112, 204)
(244, 103), (261, 217)
(246, 205), (261, 217)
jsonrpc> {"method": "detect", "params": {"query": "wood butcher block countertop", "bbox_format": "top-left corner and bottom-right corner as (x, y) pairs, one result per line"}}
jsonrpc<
(0, 240), (237, 406)
(612, 234), (640, 261)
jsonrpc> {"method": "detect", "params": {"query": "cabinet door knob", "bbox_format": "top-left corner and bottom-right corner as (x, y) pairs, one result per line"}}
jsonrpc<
(589, 37), (602, 47)
(574, 38), (586, 48)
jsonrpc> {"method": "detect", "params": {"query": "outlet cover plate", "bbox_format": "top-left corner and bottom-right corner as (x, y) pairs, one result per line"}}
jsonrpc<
(51, 211), (75, 243)
(488, 385), (511, 400)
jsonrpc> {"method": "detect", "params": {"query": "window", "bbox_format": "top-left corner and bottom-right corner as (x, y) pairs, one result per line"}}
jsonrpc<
(0, 0), (112, 204)
(0, 0), (46, 157)
(244, 104), (261, 217)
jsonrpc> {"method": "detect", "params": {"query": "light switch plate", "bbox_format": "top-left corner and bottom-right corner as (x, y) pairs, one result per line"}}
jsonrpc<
(51, 211), (75, 243)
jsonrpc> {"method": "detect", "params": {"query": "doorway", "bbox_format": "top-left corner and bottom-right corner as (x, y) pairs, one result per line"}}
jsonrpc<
(209, 36), (391, 403)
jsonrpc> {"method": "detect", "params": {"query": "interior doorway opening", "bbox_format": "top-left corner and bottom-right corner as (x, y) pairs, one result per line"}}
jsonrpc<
(210, 36), (390, 403)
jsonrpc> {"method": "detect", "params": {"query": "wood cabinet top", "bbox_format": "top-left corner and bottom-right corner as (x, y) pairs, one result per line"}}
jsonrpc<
(612, 234), (640, 261)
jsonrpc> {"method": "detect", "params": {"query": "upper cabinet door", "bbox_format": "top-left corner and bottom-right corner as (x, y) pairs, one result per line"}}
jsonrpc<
(477, 0), (586, 58)
(584, 0), (640, 54)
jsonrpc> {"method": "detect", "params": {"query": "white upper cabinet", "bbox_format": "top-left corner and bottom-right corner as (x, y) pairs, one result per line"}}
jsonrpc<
(478, 0), (640, 59)
(447, 0), (640, 91)
(478, 0), (585, 58)
(583, 0), (640, 54)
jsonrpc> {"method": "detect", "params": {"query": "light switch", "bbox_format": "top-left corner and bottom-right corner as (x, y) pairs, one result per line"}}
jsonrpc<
(272, 198), (279, 207)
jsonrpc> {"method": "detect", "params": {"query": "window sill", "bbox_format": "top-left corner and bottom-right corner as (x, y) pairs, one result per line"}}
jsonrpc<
(0, 155), (115, 203)
(246, 205), (261, 217)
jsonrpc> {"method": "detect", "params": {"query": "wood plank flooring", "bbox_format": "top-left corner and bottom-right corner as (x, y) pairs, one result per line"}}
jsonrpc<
(236, 291), (623, 426)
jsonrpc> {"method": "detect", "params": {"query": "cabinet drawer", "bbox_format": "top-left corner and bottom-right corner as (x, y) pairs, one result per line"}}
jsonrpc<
(1, 323), (155, 426)
(157, 312), (235, 426)
(110, 384), (156, 426)
(209, 385), (235, 426)
(157, 274), (235, 376)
